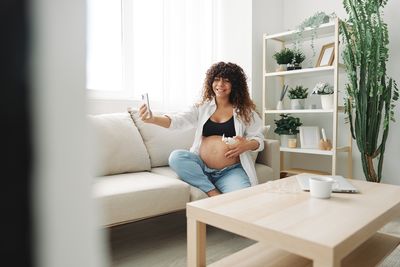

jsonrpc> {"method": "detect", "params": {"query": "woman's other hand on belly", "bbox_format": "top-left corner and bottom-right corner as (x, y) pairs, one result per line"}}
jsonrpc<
(224, 136), (260, 158)
(224, 136), (247, 158)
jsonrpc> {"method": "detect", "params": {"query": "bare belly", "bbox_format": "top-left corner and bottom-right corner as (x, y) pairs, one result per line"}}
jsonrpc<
(199, 135), (240, 169)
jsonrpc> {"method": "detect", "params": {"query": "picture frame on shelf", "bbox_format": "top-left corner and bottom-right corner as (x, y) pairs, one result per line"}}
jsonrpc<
(299, 126), (321, 149)
(316, 43), (334, 67)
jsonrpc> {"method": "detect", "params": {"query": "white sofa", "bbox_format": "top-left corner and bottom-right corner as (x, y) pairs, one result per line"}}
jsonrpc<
(89, 111), (280, 227)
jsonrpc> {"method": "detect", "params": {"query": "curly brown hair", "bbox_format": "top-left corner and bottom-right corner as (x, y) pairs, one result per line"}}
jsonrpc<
(200, 62), (256, 125)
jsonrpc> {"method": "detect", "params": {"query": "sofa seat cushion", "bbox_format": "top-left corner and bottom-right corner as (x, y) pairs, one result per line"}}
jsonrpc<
(88, 112), (151, 176)
(93, 172), (190, 226)
(151, 167), (208, 201)
(128, 109), (196, 168)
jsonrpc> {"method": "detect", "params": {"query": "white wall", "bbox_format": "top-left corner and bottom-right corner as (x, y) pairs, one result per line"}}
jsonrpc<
(252, 0), (283, 114)
(31, 0), (109, 266)
(213, 0), (253, 92)
(280, 0), (400, 185)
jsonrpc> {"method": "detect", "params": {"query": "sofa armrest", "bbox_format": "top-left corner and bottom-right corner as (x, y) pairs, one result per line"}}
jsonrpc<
(256, 139), (280, 180)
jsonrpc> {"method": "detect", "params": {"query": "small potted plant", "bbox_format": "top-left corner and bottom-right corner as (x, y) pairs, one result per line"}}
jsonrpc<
(287, 50), (306, 70)
(273, 48), (294, 71)
(312, 82), (334, 109)
(274, 114), (302, 147)
(288, 85), (308, 109)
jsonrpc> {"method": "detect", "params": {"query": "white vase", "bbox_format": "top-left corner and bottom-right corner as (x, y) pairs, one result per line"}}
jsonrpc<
(290, 99), (305, 110)
(276, 64), (287, 72)
(280, 134), (297, 148)
(276, 100), (284, 110)
(320, 95), (333, 110)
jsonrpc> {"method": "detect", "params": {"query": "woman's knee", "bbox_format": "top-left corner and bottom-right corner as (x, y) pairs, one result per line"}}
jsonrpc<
(169, 149), (185, 166)
(221, 179), (250, 193)
(168, 149), (194, 167)
(216, 168), (251, 193)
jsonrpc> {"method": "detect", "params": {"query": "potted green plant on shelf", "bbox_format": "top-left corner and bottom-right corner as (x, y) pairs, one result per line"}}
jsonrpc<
(288, 85), (308, 109)
(287, 50), (306, 70)
(312, 82), (334, 110)
(294, 12), (336, 58)
(340, 0), (399, 183)
(273, 48), (294, 71)
(274, 114), (302, 147)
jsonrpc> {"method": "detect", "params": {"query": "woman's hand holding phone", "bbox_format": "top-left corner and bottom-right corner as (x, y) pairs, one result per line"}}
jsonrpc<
(139, 93), (154, 122)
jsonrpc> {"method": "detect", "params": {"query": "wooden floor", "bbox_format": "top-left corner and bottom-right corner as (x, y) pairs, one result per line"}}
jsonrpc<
(108, 210), (400, 267)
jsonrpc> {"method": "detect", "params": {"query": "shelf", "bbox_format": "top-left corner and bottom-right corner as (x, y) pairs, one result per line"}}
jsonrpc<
(265, 64), (345, 78)
(281, 168), (330, 177)
(208, 233), (400, 267)
(265, 107), (345, 114)
(337, 146), (351, 152)
(280, 146), (351, 155)
(264, 21), (335, 43)
(265, 109), (334, 114)
(280, 147), (333, 155)
(265, 66), (334, 77)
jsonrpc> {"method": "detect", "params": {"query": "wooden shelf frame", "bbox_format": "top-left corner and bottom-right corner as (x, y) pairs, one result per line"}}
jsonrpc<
(262, 18), (353, 178)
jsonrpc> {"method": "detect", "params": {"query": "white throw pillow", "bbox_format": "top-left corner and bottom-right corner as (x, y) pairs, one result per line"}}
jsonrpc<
(129, 109), (196, 167)
(88, 112), (151, 176)
(250, 125), (270, 163)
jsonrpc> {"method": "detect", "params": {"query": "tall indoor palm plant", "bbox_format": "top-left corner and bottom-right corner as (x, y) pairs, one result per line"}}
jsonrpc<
(340, 0), (399, 182)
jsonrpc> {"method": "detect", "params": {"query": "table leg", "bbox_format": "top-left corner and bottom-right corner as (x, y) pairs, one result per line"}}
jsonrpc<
(187, 217), (206, 267)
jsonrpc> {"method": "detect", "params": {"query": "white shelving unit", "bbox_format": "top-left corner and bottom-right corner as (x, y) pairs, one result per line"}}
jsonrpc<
(262, 18), (352, 178)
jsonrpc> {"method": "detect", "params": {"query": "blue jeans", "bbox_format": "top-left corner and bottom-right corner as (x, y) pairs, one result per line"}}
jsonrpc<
(168, 149), (251, 194)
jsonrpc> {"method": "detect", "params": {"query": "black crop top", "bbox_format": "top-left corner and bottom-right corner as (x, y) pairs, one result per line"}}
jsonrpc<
(202, 116), (236, 137)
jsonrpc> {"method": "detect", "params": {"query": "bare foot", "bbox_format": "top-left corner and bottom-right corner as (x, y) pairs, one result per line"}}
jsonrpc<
(206, 189), (221, 197)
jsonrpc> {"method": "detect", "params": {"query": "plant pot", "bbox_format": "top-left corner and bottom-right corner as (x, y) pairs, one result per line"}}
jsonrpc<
(287, 63), (295, 71)
(276, 100), (284, 110)
(294, 63), (302, 70)
(276, 64), (287, 72)
(280, 134), (297, 148)
(320, 94), (333, 110)
(290, 99), (305, 110)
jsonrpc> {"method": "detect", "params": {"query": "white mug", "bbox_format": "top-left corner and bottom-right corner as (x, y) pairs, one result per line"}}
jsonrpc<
(309, 177), (338, 199)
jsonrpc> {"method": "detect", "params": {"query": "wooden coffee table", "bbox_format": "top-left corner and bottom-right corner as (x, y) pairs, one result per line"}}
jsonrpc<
(186, 176), (400, 267)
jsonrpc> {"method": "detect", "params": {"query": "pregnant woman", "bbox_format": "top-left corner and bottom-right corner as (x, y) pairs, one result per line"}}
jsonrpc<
(139, 62), (264, 197)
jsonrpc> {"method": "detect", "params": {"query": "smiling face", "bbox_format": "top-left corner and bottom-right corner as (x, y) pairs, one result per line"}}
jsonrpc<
(212, 76), (232, 99)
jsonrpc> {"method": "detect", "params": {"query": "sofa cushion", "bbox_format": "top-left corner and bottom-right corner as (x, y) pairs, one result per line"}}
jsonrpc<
(129, 109), (196, 167)
(93, 172), (190, 226)
(255, 163), (274, 184)
(151, 167), (208, 201)
(88, 112), (151, 176)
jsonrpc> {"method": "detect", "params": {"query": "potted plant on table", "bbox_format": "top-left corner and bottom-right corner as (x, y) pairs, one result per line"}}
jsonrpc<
(288, 85), (308, 109)
(274, 114), (302, 147)
(273, 48), (294, 71)
(312, 82), (334, 109)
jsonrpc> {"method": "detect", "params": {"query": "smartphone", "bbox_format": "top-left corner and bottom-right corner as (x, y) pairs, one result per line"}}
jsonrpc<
(141, 93), (152, 119)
